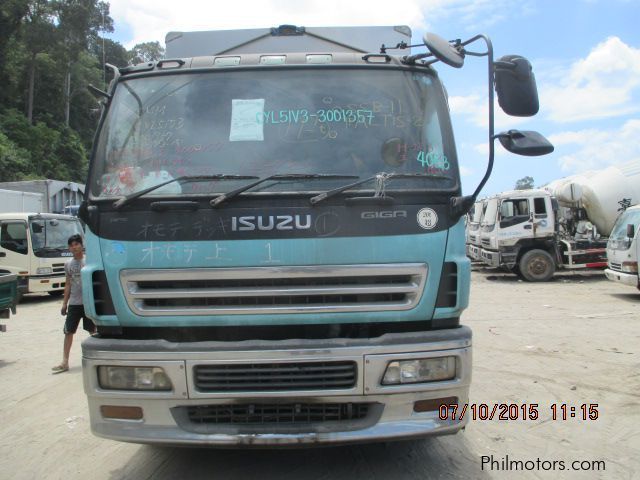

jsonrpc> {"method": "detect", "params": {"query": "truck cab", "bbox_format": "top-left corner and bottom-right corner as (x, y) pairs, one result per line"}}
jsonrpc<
(480, 190), (557, 280)
(605, 205), (640, 290)
(0, 213), (84, 296)
(79, 25), (550, 446)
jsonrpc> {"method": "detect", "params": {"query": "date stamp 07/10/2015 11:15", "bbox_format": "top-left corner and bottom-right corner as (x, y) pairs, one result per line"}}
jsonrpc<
(437, 403), (600, 422)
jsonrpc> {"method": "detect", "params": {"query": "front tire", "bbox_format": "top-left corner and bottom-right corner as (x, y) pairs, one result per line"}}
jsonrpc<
(519, 249), (556, 282)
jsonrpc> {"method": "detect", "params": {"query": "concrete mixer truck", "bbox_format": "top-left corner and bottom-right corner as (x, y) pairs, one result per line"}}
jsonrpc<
(478, 161), (640, 281)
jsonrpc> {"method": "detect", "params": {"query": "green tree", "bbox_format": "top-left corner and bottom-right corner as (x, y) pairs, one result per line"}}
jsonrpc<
(22, 0), (58, 124)
(0, 132), (32, 181)
(0, 0), (30, 105)
(515, 176), (534, 190)
(129, 41), (164, 64)
(54, 126), (87, 181)
(0, 0), (128, 184)
(90, 37), (129, 88)
(55, 0), (114, 125)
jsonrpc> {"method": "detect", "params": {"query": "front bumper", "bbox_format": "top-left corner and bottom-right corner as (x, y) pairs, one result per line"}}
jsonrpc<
(467, 244), (481, 261)
(604, 268), (639, 288)
(480, 249), (500, 267)
(82, 327), (472, 446)
(28, 275), (65, 293)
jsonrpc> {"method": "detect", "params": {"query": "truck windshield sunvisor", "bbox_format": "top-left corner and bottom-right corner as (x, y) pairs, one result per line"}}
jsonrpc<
(90, 68), (459, 199)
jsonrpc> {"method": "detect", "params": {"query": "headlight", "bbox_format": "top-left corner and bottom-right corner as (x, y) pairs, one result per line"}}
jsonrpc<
(622, 261), (638, 273)
(36, 267), (53, 275)
(382, 357), (456, 385)
(98, 366), (172, 391)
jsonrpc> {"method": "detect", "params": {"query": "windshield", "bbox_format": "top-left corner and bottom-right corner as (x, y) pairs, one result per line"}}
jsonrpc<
(482, 199), (499, 226)
(471, 201), (485, 223)
(29, 217), (83, 254)
(90, 68), (458, 198)
(609, 209), (640, 242)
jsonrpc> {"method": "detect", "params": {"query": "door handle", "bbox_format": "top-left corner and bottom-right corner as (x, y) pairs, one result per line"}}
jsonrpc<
(0, 251), (6, 257)
(523, 225), (532, 230)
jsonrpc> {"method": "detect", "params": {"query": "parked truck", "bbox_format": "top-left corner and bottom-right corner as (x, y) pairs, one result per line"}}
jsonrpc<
(605, 204), (640, 290)
(0, 213), (84, 297)
(0, 272), (18, 332)
(478, 161), (640, 281)
(79, 24), (551, 445)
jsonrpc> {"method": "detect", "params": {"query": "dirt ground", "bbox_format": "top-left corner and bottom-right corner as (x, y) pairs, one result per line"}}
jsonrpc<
(0, 269), (638, 480)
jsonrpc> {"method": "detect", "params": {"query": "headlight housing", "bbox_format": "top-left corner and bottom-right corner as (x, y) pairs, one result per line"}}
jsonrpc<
(36, 267), (53, 275)
(382, 357), (456, 385)
(621, 261), (638, 273)
(98, 366), (172, 391)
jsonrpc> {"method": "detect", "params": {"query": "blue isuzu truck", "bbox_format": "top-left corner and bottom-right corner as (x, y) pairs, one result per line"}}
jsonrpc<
(79, 25), (551, 445)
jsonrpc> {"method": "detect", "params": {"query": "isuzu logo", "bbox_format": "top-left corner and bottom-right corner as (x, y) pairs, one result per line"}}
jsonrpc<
(361, 210), (407, 219)
(231, 215), (312, 232)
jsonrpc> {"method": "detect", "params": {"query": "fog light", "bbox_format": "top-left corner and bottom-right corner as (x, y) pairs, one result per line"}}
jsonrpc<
(382, 357), (456, 385)
(98, 366), (172, 391)
(100, 405), (143, 420)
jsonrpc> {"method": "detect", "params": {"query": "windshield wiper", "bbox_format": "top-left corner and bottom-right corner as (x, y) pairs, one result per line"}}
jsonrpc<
(209, 174), (358, 208)
(34, 246), (66, 254)
(113, 174), (258, 210)
(309, 173), (451, 205)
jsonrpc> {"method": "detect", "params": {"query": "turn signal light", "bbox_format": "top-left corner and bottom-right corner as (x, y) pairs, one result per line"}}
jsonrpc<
(414, 396), (458, 413)
(100, 405), (143, 420)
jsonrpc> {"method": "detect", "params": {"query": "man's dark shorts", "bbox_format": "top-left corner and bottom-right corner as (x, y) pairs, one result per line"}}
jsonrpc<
(63, 305), (95, 334)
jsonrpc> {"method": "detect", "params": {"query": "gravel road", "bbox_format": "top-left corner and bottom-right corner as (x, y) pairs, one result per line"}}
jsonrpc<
(0, 269), (638, 480)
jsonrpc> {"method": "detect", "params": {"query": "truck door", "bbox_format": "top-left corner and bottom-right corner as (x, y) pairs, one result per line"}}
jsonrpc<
(499, 197), (532, 241)
(0, 221), (29, 276)
(532, 196), (554, 238)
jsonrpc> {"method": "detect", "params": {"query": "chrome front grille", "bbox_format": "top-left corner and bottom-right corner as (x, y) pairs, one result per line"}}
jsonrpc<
(194, 361), (357, 392)
(186, 402), (372, 425)
(121, 264), (427, 316)
(481, 239), (490, 247)
(52, 263), (65, 275)
(609, 262), (622, 271)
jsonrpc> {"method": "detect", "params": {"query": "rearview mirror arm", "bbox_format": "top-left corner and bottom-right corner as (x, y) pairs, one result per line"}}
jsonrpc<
(449, 35), (497, 220)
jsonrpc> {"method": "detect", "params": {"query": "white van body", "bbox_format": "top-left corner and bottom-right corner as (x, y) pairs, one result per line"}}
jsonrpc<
(0, 213), (84, 296)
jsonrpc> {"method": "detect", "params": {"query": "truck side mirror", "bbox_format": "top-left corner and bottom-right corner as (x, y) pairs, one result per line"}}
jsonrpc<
(496, 130), (554, 156)
(494, 55), (539, 116)
(627, 223), (635, 239)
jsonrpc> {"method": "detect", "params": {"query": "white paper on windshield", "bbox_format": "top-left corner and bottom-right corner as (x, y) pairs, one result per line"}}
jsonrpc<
(229, 99), (264, 142)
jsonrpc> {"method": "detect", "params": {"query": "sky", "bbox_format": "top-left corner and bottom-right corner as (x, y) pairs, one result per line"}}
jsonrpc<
(105, 0), (640, 196)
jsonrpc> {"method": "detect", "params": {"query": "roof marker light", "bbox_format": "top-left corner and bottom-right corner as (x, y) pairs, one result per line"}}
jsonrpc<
(306, 54), (332, 64)
(214, 57), (240, 67)
(260, 55), (286, 65)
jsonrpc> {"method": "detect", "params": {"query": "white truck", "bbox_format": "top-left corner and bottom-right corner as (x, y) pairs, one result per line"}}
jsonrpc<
(0, 213), (84, 297)
(477, 161), (640, 281)
(605, 204), (640, 290)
